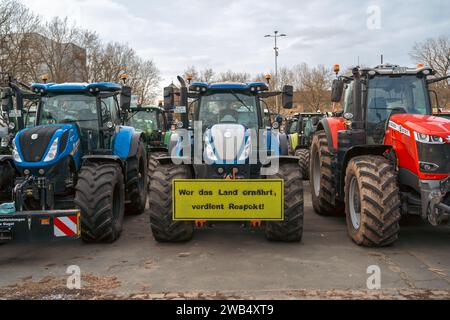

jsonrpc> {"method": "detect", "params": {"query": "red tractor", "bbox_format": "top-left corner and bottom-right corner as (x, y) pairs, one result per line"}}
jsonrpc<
(310, 64), (450, 247)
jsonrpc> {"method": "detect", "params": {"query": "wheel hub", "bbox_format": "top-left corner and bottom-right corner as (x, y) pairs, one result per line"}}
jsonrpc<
(313, 150), (321, 197)
(349, 176), (361, 230)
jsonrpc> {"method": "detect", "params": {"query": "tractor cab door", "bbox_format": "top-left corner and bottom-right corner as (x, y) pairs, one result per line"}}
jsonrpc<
(99, 95), (121, 150)
(24, 100), (38, 128)
(156, 110), (166, 145)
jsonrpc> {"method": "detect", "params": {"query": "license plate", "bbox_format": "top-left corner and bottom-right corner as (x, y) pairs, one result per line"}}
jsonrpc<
(173, 179), (284, 221)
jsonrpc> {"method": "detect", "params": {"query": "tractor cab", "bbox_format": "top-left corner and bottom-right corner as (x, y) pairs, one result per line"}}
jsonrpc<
(0, 73), (39, 153)
(32, 83), (125, 155)
(173, 81), (294, 171)
(126, 105), (169, 152)
(191, 83), (265, 132)
(286, 112), (323, 152)
(335, 64), (435, 145)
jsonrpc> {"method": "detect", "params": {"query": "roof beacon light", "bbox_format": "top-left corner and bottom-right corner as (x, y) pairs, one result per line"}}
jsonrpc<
(333, 64), (340, 75)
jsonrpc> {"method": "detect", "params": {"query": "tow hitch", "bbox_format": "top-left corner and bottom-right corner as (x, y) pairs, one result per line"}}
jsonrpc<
(427, 176), (450, 226)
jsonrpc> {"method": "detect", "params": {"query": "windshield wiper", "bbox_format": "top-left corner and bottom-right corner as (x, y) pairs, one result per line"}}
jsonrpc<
(230, 90), (252, 112)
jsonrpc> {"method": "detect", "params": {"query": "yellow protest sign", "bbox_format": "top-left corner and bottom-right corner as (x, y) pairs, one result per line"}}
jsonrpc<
(172, 179), (284, 221)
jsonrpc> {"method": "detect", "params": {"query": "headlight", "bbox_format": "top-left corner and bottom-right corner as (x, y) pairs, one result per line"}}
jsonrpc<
(43, 138), (59, 162)
(238, 135), (252, 161)
(12, 138), (22, 163)
(414, 132), (444, 144)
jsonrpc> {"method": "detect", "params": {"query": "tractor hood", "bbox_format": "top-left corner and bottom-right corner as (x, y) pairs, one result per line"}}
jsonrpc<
(13, 124), (79, 166)
(204, 124), (252, 163)
(390, 114), (450, 138)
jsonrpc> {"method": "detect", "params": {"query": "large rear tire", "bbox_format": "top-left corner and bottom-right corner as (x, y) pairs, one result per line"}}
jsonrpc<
(344, 156), (401, 247)
(265, 162), (304, 242)
(296, 149), (310, 180)
(310, 131), (344, 215)
(125, 142), (147, 215)
(149, 163), (194, 242)
(75, 162), (125, 243)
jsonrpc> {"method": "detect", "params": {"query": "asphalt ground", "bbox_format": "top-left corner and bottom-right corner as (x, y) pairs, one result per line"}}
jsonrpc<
(1, 182), (449, 300)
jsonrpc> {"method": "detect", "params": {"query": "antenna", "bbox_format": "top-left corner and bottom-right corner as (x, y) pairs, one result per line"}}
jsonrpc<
(358, 56), (360, 67)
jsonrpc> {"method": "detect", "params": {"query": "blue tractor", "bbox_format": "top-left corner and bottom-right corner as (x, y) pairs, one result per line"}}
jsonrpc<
(0, 82), (147, 243)
(149, 77), (304, 242)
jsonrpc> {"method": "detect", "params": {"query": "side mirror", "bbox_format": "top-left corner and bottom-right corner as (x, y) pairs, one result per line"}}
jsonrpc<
(331, 80), (344, 103)
(164, 86), (175, 108)
(282, 85), (294, 109)
(120, 86), (132, 111)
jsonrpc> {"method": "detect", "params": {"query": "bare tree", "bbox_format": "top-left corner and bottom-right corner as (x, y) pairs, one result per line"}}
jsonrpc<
(127, 57), (160, 105)
(201, 68), (215, 82)
(0, 0), (41, 82)
(410, 36), (450, 109)
(183, 66), (215, 82)
(217, 70), (250, 83)
(293, 63), (332, 112)
(34, 17), (87, 83)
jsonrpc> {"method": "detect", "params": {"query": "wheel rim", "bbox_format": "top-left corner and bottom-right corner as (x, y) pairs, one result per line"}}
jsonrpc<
(349, 176), (361, 230)
(312, 149), (321, 197)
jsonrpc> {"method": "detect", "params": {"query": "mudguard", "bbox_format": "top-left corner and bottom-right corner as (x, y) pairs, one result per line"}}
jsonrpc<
(112, 125), (142, 160)
(316, 117), (346, 153)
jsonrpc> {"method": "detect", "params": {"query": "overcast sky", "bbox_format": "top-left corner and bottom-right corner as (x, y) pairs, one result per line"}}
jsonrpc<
(20, 0), (450, 86)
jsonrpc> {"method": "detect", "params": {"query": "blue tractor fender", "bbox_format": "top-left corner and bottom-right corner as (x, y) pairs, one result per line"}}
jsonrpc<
(266, 129), (289, 157)
(112, 125), (144, 160)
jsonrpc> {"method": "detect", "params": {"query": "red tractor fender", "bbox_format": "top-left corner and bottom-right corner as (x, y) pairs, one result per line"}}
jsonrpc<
(316, 117), (346, 153)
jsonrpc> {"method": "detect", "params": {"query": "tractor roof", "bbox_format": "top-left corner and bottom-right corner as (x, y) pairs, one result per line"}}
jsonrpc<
(190, 82), (269, 93)
(31, 82), (122, 94)
(344, 64), (434, 77)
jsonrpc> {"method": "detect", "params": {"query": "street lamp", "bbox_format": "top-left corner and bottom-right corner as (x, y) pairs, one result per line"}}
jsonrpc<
(265, 31), (287, 113)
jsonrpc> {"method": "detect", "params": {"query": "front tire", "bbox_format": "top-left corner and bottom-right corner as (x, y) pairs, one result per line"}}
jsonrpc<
(149, 163), (194, 242)
(147, 151), (168, 184)
(125, 142), (148, 215)
(265, 162), (304, 242)
(344, 156), (401, 247)
(310, 131), (344, 215)
(75, 162), (125, 243)
(296, 149), (310, 180)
